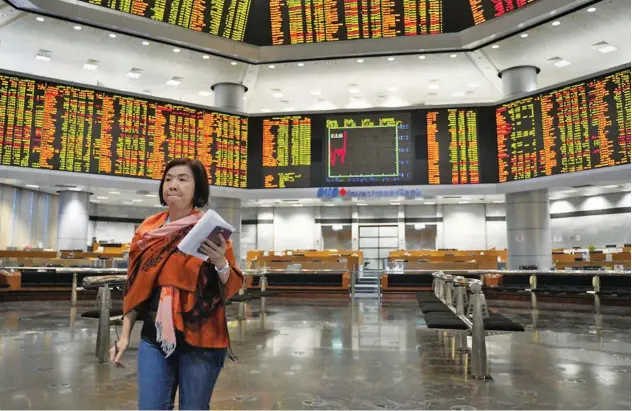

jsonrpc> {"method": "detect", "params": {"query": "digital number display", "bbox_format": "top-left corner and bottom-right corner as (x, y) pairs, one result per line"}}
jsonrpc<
(0, 72), (248, 187)
(262, 115), (312, 188)
(79, 0), (252, 41)
(325, 113), (413, 184)
(497, 69), (631, 182)
(267, 0), (537, 45)
(427, 108), (480, 184)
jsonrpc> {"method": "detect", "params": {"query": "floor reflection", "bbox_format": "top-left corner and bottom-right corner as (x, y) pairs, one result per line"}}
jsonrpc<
(0, 297), (629, 410)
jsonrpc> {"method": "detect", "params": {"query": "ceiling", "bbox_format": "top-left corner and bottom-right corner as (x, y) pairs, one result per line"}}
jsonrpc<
(0, 0), (629, 114)
(1, 174), (629, 208)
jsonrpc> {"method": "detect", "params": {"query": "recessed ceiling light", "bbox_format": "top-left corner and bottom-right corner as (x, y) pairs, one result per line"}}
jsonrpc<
(450, 54), (457, 58)
(459, 200), (470, 204)
(268, 64), (275, 69)
(261, 108), (272, 113)
(108, 33), (117, 38)
(126, 68), (143, 79)
(73, 25), (82, 30)
(603, 185), (620, 189)
(390, 202), (401, 205)
(452, 91), (465, 97)
(141, 40), (150, 46)
(83, 59), (99, 70)
(491, 44), (500, 49)
(25, 184), (39, 189)
(357, 202), (368, 206)
(310, 90), (321, 96)
(356, 59), (364, 63)
(68, 187), (82, 191)
(425, 201), (436, 205)
(35, 50), (52, 62)
(96, 196), (108, 200)
(348, 84), (360, 94)
(418, 55), (426, 60)
(493, 200), (504, 203)
(132, 199), (143, 202)
(36, 16), (45, 22)
(109, 191), (120, 195)
(297, 62), (304, 67)
(145, 194), (158, 198)
(593, 41), (618, 54)
(520, 33), (528, 38)
(587, 7), (596, 12)
(387, 57), (395, 61)
(292, 204), (303, 207)
(552, 21), (561, 26)
(324, 203), (335, 206)
(166, 76), (183, 86)
(173, 48), (181, 53)
(202, 55), (210, 59)
(427, 83), (440, 90)
(548, 57), (571, 68)
(198, 90), (211, 97)
(387, 86), (399, 92)
(231, 61), (238, 65)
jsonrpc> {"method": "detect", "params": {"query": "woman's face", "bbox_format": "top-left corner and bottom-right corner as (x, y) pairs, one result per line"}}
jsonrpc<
(162, 165), (195, 209)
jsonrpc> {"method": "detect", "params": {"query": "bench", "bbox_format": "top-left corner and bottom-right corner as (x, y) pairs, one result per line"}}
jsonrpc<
(417, 273), (525, 379)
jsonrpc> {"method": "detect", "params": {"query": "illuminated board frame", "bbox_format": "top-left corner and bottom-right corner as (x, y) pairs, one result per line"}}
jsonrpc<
(496, 67), (631, 183)
(327, 125), (400, 179)
(0, 69), (247, 187)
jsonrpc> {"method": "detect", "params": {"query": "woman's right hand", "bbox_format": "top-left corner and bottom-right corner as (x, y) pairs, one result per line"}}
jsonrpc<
(109, 338), (129, 368)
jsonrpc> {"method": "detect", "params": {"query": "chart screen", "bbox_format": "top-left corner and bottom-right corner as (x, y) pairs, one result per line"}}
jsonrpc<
(261, 115), (312, 188)
(427, 108), (480, 184)
(0, 72), (248, 187)
(325, 113), (413, 184)
(496, 69), (631, 182)
(78, 0), (252, 41)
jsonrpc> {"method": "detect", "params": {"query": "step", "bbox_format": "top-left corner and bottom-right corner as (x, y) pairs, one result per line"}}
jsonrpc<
(354, 284), (379, 289)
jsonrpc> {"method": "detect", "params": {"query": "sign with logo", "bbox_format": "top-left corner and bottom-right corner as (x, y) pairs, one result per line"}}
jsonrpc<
(316, 187), (422, 199)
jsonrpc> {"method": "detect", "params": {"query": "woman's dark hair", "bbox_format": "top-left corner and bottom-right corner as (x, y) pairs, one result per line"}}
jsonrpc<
(159, 158), (210, 208)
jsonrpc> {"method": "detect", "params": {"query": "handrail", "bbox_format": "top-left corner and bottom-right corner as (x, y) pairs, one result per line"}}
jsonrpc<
(3, 266), (629, 276)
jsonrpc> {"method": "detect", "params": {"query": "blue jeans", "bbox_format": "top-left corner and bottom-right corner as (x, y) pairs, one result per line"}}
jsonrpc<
(137, 338), (227, 410)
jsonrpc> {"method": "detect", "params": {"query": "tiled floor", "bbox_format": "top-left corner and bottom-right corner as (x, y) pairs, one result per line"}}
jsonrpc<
(0, 296), (630, 409)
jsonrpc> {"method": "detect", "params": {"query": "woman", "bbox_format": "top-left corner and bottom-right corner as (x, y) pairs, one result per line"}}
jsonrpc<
(109, 158), (243, 410)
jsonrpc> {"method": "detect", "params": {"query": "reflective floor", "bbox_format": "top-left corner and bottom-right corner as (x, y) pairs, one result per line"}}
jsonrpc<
(0, 296), (630, 409)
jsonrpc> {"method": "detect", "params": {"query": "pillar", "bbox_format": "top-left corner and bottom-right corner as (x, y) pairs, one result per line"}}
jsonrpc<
(211, 83), (247, 111)
(57, 190), (90, 251)
(210, 82), (246, 263)
(500, 66), (551, 270)
(505, 190), (552, 270)
(498, 66), (539, 97)
(211, 197), (242, 264)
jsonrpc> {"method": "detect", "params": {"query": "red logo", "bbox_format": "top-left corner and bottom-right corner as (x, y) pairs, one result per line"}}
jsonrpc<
(339, 188), (347, 197)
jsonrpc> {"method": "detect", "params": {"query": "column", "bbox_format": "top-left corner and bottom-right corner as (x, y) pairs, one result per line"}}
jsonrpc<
(211, 83), (247, 111)
(57, 190), (90, 251)
(499, 65), (551, 270)
(498, 66), (539, 97)
(211, 197), (243, 264)
(505, 190), (552, 270)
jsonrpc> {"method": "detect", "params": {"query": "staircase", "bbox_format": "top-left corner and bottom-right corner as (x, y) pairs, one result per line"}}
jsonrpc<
(353, 270), (380, 298)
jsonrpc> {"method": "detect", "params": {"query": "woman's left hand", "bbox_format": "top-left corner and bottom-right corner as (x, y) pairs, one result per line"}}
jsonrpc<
(199, 235), (228, 268)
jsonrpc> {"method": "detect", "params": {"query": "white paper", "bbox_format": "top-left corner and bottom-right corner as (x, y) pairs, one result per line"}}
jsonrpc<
(177, 209), (235, 261)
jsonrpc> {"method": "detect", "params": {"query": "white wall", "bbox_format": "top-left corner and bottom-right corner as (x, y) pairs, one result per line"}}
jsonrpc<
(441, 204), (487, 250)
(88, 203), (161, 244)
(0, 184), (58, 249)
(242, 192), (631, 252)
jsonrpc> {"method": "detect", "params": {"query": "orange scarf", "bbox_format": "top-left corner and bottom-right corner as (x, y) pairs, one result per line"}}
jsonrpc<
(123, 210), (241, 355)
